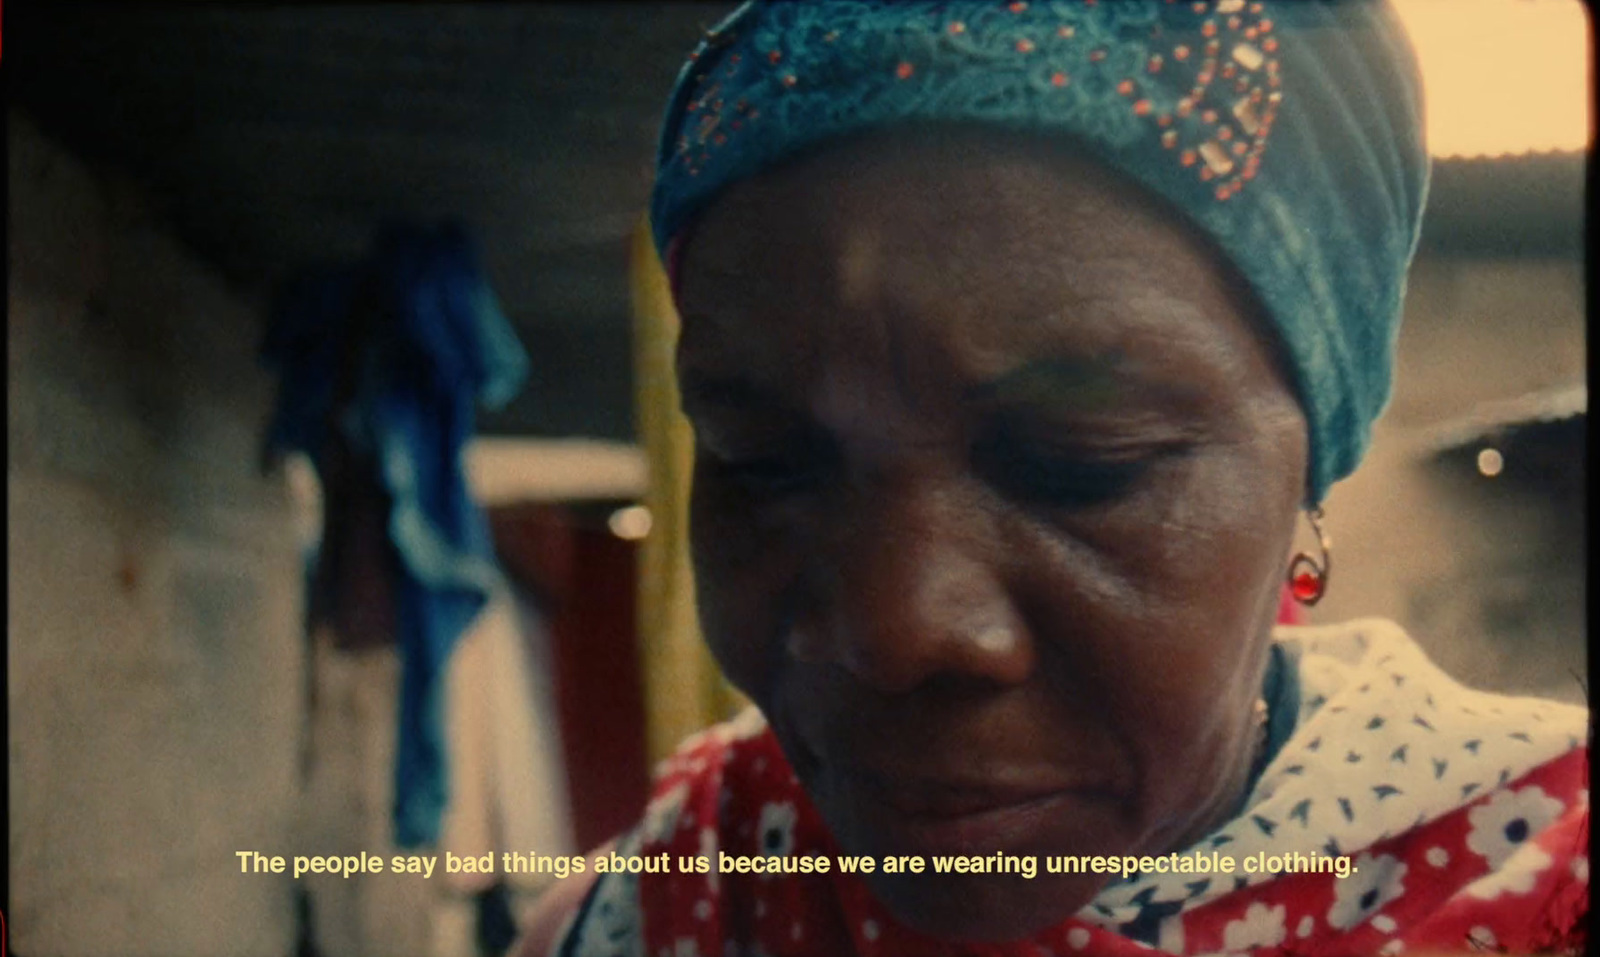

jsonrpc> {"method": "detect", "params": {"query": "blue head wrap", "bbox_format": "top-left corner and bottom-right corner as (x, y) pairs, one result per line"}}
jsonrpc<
(650, 0), (1429, 503)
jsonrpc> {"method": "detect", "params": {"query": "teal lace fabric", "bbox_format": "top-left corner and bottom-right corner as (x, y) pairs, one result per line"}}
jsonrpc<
(650, 0), (1429, 503)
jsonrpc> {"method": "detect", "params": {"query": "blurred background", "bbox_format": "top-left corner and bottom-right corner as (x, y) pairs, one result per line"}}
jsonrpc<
(4, 1), (1588, 954)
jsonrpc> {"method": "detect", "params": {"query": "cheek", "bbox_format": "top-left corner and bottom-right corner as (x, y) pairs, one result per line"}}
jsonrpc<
(1019, 437), (1298, 798)
(688, 476), (804, 703)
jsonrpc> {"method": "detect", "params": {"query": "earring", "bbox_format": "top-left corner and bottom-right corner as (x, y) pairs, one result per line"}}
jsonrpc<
(1288, 506), (1331, 606)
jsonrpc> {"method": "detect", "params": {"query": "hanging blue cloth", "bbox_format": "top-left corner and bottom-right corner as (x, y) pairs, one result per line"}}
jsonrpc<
(262, 221), (529, 847)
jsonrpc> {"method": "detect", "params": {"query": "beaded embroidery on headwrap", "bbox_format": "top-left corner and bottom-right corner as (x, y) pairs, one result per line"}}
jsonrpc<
(650, 0), (1430, 503)
(665, 1), (1285, 205)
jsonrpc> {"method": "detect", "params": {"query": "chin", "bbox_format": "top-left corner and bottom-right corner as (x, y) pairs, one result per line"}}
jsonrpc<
(867, 871), (1109, 943)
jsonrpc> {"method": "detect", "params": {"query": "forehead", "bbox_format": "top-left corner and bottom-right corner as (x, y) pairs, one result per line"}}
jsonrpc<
(674, 128), (1282, 400)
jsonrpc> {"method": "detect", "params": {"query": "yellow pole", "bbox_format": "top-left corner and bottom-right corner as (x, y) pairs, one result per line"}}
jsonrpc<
(629, 216), (744, 765)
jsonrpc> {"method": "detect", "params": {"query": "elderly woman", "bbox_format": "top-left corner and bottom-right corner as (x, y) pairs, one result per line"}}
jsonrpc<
(522, 2), (1589, 954)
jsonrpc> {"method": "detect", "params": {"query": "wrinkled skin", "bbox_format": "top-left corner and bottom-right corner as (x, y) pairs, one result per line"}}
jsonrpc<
(674, 128), (1309, 942)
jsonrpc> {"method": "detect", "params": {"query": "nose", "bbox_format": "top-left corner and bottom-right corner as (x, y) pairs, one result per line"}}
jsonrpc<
(788, 471), (1036, 694)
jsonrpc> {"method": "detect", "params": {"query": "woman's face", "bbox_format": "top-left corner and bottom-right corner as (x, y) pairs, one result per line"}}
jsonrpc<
(675, 129), (1309, 941)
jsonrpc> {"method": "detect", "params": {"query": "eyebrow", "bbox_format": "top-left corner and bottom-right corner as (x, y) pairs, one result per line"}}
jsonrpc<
(678, 371), (791, 415)
(965, 356), (1126, 407)
(964, 355), (1204, 414)
(679, 354), (1199, 426)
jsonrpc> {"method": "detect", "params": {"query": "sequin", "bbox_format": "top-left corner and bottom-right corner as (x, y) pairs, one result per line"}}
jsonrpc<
(1233, 98), (1262, 135)
(1232, 41), (1265, 70)
(1200, 140), (1236, 175)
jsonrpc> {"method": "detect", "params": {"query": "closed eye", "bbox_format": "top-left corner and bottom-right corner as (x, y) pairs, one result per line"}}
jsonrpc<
(698, 434), (837, 497)
(971, 419), (1187, 508)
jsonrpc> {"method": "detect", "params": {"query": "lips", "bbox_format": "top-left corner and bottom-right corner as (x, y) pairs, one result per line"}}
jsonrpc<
(819, 760), (1116, 857)
(853, 770), (1081, 818)
(774, 707), (1123, 857)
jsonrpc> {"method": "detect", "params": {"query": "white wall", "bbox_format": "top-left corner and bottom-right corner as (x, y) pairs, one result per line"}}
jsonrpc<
(1317, 254), (1586, 703)
(8, 111), (304, 954)
(7, 112), (567, 957)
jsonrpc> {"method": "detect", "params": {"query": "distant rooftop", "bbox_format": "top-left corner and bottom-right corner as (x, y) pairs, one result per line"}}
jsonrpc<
(1419, 151), (1585, 257)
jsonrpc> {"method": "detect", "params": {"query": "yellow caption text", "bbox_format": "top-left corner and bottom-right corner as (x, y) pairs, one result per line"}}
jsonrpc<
(238, 849), (1356, 881)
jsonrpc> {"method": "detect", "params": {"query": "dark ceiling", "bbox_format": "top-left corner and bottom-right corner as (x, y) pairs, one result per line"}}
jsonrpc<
(6, 2), (1584, 442)
(7, 1), (740, 440)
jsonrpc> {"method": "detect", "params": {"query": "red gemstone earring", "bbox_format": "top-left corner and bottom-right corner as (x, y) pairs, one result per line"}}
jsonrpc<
(1288, 506), (1331, 606)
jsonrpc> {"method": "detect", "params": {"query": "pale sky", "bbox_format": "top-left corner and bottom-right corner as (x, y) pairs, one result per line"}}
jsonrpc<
(1393, 0), (1592, 157)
